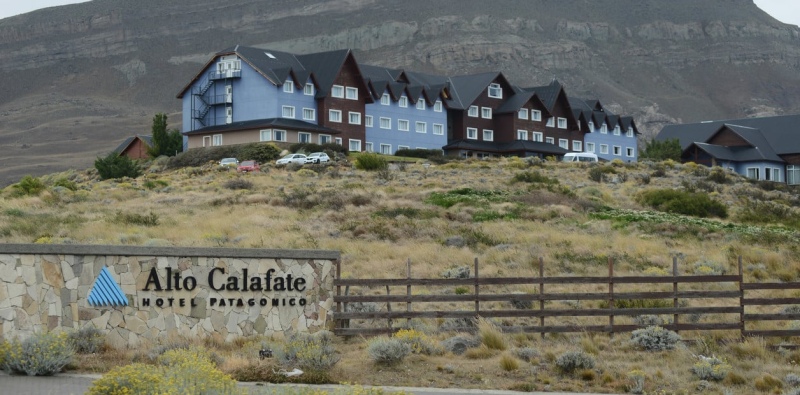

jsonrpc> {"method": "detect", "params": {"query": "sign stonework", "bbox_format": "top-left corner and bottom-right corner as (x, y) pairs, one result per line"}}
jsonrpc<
(0, 244), (338, 348)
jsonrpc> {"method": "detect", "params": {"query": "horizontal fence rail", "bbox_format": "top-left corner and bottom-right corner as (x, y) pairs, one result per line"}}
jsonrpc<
(333, 256), (800, 338)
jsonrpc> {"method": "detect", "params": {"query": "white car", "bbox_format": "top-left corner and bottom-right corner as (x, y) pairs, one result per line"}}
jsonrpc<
(276, 154), (307, 165)
(219, 158), (239, 167)
(304, 152), (330, 164)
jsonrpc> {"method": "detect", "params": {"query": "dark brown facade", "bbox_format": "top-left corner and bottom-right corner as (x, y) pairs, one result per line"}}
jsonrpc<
(707, 129), (751, 147)
(542, 89), (583, 149)
(318, 53), (369, 148)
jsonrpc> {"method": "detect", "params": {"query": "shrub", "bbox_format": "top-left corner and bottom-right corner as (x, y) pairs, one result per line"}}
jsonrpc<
(441, 266), (471, 279)
(588, 166), (617, 182)
(52, 177), (78, 191)
(499, 353), (520, 371)
(512, 171), (558, 185)
(228, 360), (332, 384)
(630, 326), (681, 351)
(706, 167), (731, 184)
(238, 142), (282, 163)
(627, 369), (646, 394)
(478, 319), (507, 350)
(12, 175), (46, 196)
(395, 148), (443, 160)
(393, 329), (442, 355)
(68, 327), (105, 354)
(691, 356), (730, 381)
(754, 373), (782, 392)
(640, 138), (681, 161)
(636, 188), (728, 218)
(354, 153), (388, 171)
(95, 152), (142, 180)
(514, 347), (539, 362)
(555, 351), (595, 373)
(1, 332), (74, 376)
(276, 331), (339, 372)
(633, 315), (666, 327)
(786, 373), (800, 388)
(693, 261), (727, 275)
(113, 211), (160, 227)
(223, 178), (254, 190)
(87, 363), (163, 394)
(440, 335), (480, 355)
(367, 337), (411, 365)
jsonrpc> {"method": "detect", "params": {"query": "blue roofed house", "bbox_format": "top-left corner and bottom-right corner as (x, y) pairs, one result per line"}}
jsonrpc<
(570, 98), (640, 162)
(657, 114), (800, 184)
(176, 46), (371, 151)
(360, 66), (449, 154)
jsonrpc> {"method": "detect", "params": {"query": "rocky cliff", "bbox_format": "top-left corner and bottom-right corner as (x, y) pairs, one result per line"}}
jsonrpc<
(1, 0), (799, 186)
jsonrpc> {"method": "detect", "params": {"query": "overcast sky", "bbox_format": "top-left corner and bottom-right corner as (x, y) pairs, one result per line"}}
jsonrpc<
(0, 0), (798, 26)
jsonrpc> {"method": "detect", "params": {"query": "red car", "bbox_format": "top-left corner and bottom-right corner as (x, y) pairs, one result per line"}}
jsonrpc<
(236, 160), (260, 173)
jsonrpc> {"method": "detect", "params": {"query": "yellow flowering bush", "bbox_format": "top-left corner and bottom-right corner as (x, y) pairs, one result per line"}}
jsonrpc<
(1, 331), (74, 376)
(392, 329), (442, 355)
(87, 363), (163, 395)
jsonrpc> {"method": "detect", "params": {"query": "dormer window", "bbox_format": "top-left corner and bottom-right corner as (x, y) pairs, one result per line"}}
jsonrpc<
(518, 108), (528, 119)
(600, 124), (608, 134)
(531, 110), (541, 121)
(381, 93), (390, 105)
(332, 85), (344, 98)
(627, 127), (634, 137)
(488, 83), (502, 99)
(468, 106), (479, 117)
(546, 117), (555, 127)
(557, 117), (567, 129)
(399, 96), (408, 108)
(434, 100), (443, 112)
(304, 83), (314, 95)
(345, 87), (358, 100)
(588, 121), (594, 131)
(283, 80), (294, 93)
(613, 125), (621, 135)
(416, 100), (426, 110)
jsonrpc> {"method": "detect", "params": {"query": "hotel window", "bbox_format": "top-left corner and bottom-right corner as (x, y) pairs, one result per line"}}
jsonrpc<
(518, 108), (528, 119)
(332, 85), (344, 98)
(365, 115), (373, 127)
(546, 117), (555, 127)
(769, 167), (782, 182)
(531, 110), (541, 121)
(788, 165), (800, 185)
(398, 145), (410, 151)
(298, 132), (311, 143)
(747, 167), (760, 180)
(329, 109), (342, 123)
(381, 93), (390, 105)
(212, 134), (222, 146)
(304, 83), (314, 95)
(399, 96), (408, 108)
(613, 146), (622, 156)
(345, 87), (358, 100)
(467, 127), (478, 139)
(398, 119), (409, 131)
(282, 106), (295, 118)
(349, 112), (361, 125)
(319, 134), (331, 144)
(588, 121), (594, 131)
(349, 139), (361, 152)
(517, 130), (528, 140)
(546, 137), (554, 144)
(481, 107), (492, 119)
(416, 100), (426, 110)
(302, 108), (315, 121)
(335, 137), (342, 145)
(586, 142), (595, 153)
(572, 141), (582, 152)
(260, 130), (270, 142)
(600, 144), (609, 154)
(601, 124), (608, 134)
(532, 132), (543, 142)
(559, 139), (568, 149)
(557, 117), (567, 129)
(488, 83), (502, 98)
(365, 142), (373, 152)
(416, 121), (427, 133)
(626, 147), (634, 157)
(434, 100), (443, 112)
(614, 126), (621, 135)
(627, 127), (634, 137)
(283, 80), (294, 93)
(468, 106), (479, 117)
(380, 144), (392, 155)
(380, 117), (391, 129)
(483, 129), (494, 141)
(432, 123), (444, 135)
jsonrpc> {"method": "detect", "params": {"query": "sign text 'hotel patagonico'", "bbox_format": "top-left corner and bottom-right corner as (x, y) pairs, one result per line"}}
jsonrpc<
(141, 267), (308, 308)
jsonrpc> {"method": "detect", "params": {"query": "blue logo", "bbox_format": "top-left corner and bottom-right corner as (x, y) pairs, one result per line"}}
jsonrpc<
(88, 267), (129, 307)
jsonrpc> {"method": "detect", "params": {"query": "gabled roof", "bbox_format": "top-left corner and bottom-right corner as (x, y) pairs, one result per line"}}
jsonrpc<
(445, 71), (503, 110)
(182, 118), (340, 136)
(494, 91), (549, 116)
(658, 114), (800, 155)
(114, 135), (152, 154)
(296, 49), (360, 99)
(524, 80), (564, 110)
(689, 143), (781, 162)
(443, 139), (569, 155)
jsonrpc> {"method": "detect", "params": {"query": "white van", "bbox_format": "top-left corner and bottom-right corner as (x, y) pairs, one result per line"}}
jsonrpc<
(562, 153), (599, 163)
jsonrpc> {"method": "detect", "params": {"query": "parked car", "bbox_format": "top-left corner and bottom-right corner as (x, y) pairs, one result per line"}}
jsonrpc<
(219, 158), (239, 167)
(276, 154), (307, 165)
(305, 152), (330, 164)
(562, 153), (599, 163)
(237, 160), (260, 173)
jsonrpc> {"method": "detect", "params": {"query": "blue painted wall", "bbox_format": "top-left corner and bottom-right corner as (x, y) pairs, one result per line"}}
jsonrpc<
(364, 91), (448, 154)
(583, 123), (638, 162)
(727, 160), (785, 182)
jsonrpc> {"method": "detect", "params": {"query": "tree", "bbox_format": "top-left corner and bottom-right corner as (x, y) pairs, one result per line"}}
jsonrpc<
(95, 152), (141, 180)
(147, 113), (183, 158)
(640, 138), (682, 161)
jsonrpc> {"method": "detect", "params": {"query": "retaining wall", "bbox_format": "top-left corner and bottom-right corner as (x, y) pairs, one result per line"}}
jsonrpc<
(0, 244), (338, 347)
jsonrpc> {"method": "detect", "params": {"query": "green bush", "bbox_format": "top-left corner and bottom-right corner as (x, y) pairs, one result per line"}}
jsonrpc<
(52, 177), (78, 191)
(289, 142), (324, 154)
(113, 211), (160, 226)
(640, 138), (681, 161)
(12, 175), (46, 196)
(223, 178), (254, 190)
(95, 153), (142, 180)
(354, 153), (388, 171)
(512, 171), (558, 185)
(630, 326), (681, 351)
(367, 337), (411, 365)
(68, 327), (105, 354)
(275, 331), (339, 372)
(426, 188), (509, 208)
(394, 148), (444, 160)
(636, 188), (728, 218)
(588, 166), (617, 182)
(555, 350), (595, 373)
(1, 332), (74, 376)
(238, 142), (282, 163)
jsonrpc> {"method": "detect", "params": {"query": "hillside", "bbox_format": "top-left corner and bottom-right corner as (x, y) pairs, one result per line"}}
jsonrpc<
(1, 0), (800, 186)
(3, 157), (800, 393)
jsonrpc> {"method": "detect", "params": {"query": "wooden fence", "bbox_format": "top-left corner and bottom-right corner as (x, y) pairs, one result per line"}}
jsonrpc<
(333, 257), (800, 338)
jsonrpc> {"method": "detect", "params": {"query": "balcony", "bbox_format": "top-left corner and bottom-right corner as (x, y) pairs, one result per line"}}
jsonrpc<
(209, 70), (241, 80)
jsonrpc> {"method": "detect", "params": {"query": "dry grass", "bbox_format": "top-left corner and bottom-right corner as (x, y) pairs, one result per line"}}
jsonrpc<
(4, 159), (800, 394)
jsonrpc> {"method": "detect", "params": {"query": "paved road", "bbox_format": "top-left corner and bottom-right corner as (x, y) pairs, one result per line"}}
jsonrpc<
(0, 372), (617, 395)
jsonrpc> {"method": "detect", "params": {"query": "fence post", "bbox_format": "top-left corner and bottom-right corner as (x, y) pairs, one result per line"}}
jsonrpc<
(608, 257), (614, 337)
(335, 259), (345, 330)
(539, 257), (545, 339)
(406, 258), (412, 328)
(386, 285), (392, 336)
(739, 255), (744, 341)
(474, 257), (480, 316)
(673, 256), (679, 334)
